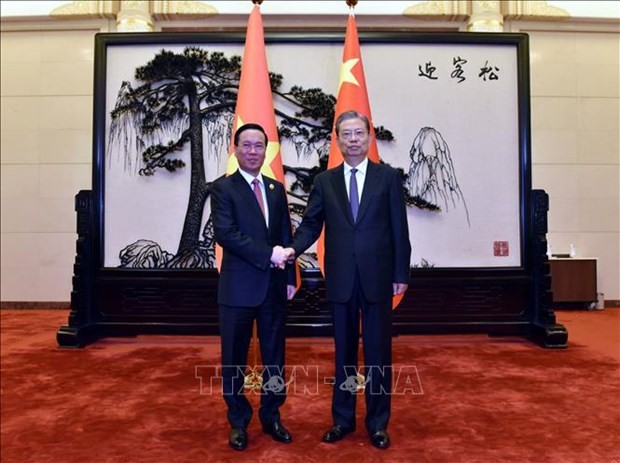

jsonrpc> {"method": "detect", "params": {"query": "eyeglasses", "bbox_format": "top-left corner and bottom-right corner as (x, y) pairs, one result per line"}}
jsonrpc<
(340, 130), (368, 141)
(239, 142), (266, 152)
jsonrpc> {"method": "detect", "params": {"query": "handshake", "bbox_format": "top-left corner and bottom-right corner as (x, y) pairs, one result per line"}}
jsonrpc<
(270, 246), (295, 269)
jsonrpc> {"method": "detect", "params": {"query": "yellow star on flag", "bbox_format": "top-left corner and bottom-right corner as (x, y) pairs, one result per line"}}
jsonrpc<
(338, 58), (360, 93)
(225, 153), (239, 175)
(225, 115), (280, 178)
(261, 141), (280, 179)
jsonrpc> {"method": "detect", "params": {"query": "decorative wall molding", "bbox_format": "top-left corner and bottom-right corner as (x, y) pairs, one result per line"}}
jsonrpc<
(3, 1), (617, 32)
(117, 0), (153, 32)
(50, 1), (119, 19)
(0, 302), (70, 310)
(151, 1), (218, 21)
(468, 1), (503, 31)
(502, 1), (571, 21)
(403, 1), (471, 21)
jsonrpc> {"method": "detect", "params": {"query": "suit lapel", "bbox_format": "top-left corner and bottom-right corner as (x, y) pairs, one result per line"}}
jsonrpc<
(329, 163), (355, 226)
(231, 171), (268, 229)
(264, 176), (278, 231)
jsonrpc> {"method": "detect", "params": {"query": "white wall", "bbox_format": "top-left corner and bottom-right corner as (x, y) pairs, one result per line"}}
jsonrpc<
(1, 22), (619, 302)
(527, 30), (620, 301)
(1, 29), (96, 301)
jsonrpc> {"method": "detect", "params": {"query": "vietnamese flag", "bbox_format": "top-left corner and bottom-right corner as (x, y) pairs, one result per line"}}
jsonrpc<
(318, 11), (403, 309)
(223, 5), (284, 181)
(215, 4), (300, 292)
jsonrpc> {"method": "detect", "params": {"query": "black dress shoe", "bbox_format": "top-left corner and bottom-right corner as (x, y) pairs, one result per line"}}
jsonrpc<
(262, 420), (292, 443)
(369, 430), (390, 449)
(322, 425), (353, 443)
(229, 427), (248, 451)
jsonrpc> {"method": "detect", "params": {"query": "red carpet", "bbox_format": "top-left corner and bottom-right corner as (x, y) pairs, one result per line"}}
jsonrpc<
(1, 309), (619, 463)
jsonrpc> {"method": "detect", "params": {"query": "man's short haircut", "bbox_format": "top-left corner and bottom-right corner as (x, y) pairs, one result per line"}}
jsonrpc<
(234, 123), (268, 147)
(334, 110), (370, 136)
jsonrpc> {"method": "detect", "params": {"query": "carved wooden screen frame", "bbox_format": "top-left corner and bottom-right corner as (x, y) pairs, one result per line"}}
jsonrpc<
(59, 31), (568, 349)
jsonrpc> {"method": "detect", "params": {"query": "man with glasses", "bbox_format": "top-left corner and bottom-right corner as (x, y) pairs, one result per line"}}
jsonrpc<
(284, 110), (411, 450)
(210, 123), (296, 451)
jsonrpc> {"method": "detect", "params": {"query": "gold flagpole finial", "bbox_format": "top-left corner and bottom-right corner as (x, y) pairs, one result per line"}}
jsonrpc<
(346, 0), (358, 7)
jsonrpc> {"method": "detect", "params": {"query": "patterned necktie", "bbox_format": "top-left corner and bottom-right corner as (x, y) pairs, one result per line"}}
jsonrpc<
(349, 168), (359, 221)
(252, 178), (265, 217)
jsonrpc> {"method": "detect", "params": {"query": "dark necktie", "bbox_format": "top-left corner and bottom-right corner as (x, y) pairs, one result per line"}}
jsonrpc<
(349, 168), (359, 221)
(252, 178), (265, 217)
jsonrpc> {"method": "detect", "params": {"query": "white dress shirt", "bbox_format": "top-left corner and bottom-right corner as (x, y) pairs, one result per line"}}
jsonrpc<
(343, 157), (368, 204)
(238, 168), (269, 226)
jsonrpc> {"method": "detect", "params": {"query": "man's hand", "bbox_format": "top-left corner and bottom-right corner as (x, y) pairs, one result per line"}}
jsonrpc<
(393, 283), (408, 295)
(283, 247), (296, 263)
(270, 246), (288, 269)
(287, 285), (297, 300)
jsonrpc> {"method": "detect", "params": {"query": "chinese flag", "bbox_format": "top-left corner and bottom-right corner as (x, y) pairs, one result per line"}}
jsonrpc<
(216, 5), (300, 290)
(319, 12), (403, 309)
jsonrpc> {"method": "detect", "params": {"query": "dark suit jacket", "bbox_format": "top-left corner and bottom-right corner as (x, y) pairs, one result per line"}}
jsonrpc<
(291, 160), (411, 303)
(211, 170), (295, 307)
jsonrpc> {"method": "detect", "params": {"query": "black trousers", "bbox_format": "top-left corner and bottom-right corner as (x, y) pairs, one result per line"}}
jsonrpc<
(331, 272), (393, 433)
(219, 274), (287, 429)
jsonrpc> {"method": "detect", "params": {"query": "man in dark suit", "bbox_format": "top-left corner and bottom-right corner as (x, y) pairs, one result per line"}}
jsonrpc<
(210, 123), (296, 451)
(285, 110), (411, 450)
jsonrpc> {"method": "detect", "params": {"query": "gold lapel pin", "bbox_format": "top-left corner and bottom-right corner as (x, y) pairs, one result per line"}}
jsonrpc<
(269, 184), (274, 190)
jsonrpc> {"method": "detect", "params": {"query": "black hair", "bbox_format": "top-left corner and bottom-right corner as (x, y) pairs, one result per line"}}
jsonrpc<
(233, 123), (268, 146)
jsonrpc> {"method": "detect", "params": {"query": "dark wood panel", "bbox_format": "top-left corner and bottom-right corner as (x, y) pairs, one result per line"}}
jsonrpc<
(549, 259), (597, 303)
(57, 182), (567, 347)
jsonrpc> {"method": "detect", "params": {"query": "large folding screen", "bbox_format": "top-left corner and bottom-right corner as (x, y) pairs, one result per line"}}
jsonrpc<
(59, 31), (568, 349)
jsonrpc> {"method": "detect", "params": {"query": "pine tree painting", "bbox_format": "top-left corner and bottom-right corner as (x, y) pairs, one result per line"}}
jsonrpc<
(106, 46), (446, 269)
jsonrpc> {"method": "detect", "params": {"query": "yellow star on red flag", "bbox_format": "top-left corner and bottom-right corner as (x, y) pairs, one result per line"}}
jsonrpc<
(338, 58), (360, 92)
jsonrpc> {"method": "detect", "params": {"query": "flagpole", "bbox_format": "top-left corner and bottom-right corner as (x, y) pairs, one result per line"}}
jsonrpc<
(239, 0), (266, 393)
(346, 0), (365, 391)
(244, 323), (262, 391)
